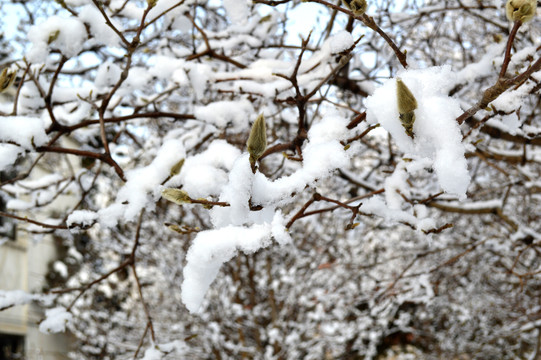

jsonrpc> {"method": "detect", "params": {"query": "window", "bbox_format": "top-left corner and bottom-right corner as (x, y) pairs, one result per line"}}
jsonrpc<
(0, 333), (24, 360)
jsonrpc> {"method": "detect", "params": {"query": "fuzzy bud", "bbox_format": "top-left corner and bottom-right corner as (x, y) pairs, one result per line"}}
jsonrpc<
(170, 158), (185, 176)
(0, 68), (16, 93)
(247, 113), (267, 166)
(161, 188), (192, 205)
(342, 0), (367, 15)
(396, 78), (417, 138)
(47, 30), (60, 45)
(506, 0), (537, 23)
(396, 78), (417, 114)
(147, 0), (158, 8)
(167, 224), (184, 234)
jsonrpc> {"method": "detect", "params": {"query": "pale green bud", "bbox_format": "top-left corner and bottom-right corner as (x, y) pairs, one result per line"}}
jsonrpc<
(147, 0), (158, 8)
(396, 78), (417, 114)
(247, 113), (267, 165)
(161, 188), (192, 205)
(342, 0), (367, 15)
(0, 68), (16, 93)
(396, 78), (417, 138)
(165, 223), (200, 234)
(167, 223), (184, 234)
(47, 30), (60, 45)
(492, 34), (503, 43)
(506, 0), (537, 23)
(170, 158), (185, 176)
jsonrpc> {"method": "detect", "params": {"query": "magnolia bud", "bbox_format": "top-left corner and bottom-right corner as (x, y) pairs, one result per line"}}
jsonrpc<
(506, 0), (537, 23)
(47, 30), (60, 45)
(396, 78), (417, 138)
(342, 0), (367, 15)
(0, 68), (16, 93)
(167, 224), (184, 234)
(247, 113), (267, 167)
(161, 188), (192, 205)
(170, 158), (185, 176)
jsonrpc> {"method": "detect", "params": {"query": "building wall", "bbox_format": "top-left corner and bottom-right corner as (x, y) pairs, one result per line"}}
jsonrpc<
(0, 103), (80, 357)
(0, 236), (28, 336)
(1, 230), (72, 359)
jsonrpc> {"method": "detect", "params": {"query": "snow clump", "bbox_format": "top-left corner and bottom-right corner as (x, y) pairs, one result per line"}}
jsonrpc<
(366, 66), (470, 199)
(39, 307), (73, 334)
(27, 16), (87, 62)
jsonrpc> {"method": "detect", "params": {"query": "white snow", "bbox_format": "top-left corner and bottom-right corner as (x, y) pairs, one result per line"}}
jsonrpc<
(149, 56), (186, 80)
(116, 2), (145, 20)
(179, 111), (349, 313)
(53, 261), (69, 278)
(53, 101), (93, 126)
(0, 116), (48, 170)
(142, 347), (162, 360)
(123, 67), (153, 96)
(67, 210), (99, 228)
(186, 63), (211, 100)
(39, 307), (72, 334)
(168, 140), (241, 199)
(0, 144), (23, 171)
(79, 5), (122, 47)
(141, 340), (188, 360)
(0, 290), (53, 309)
(6, 198), (31, 211)
(147, 0), (192, 24)
(27, 16), (87, 62)
(209, 154), (260, 228)
(457, 44), (504, 82)
(360, 196), (416, 226)
(94, 62), (122, 90)
(223, 0), (250, 25)
(328, 31), (354, 55)
(384, 162), (409, 210)
(193, 99), (254, 132)
(181, 222), (274, 313)
(97, 139), (186, 227)
(438, 199), (502, 210)
(252, 114), (351, 207)
(155, 340), (188, 354)
(365, 66), (470, 199)
(0, 116), (48, 149)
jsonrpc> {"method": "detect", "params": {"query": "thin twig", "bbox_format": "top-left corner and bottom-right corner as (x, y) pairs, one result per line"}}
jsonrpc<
(499, 20), (522, 79)
(457, 56), (541, 125)
(306, 0), (408, 68)
(0, 210), (68, 230)
(130, 210), (156, 342)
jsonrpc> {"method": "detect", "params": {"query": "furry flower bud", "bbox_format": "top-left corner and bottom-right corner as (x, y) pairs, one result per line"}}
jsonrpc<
(47, 30), (60, 45)
(0, 68), (16, 93)
(506, 0), (537, 23)
(247, 114), (267, 166)
(342, 0), (367, 15)
(396, 78), (417, 138)
(170, 158), (185, 176)
(161, 188), (192, 205)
